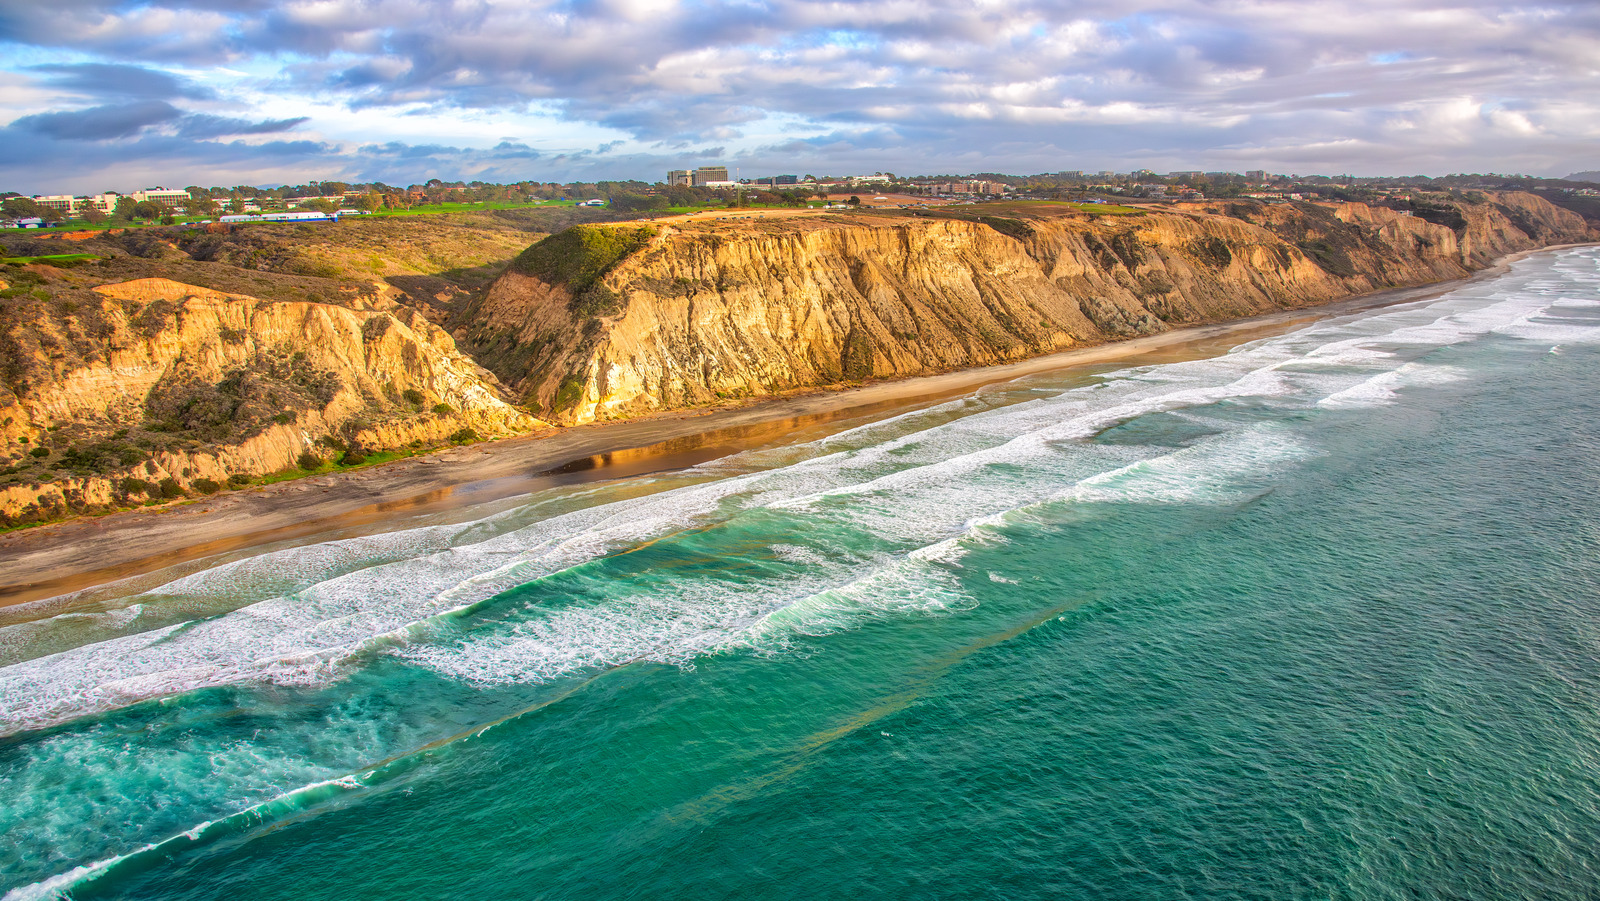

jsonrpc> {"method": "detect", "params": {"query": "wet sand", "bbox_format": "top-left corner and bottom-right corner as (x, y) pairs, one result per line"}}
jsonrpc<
(0, 249), (1574, 608)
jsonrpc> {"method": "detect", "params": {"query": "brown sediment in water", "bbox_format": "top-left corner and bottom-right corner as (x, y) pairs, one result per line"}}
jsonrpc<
(0, 247), (1579, 610)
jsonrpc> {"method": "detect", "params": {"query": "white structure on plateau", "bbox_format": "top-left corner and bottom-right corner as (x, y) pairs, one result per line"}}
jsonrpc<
(127, 188), (193, 206)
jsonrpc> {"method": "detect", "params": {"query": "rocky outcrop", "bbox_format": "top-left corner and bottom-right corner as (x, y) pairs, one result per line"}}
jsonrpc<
(0, 278), (546, 524)
(466, 192), (1593, 424)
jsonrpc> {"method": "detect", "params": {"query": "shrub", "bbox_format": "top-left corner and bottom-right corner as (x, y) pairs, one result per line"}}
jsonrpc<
(432, 403), (454, 415)
(121, 477), (153, 494)
(402, 388), (426, 406)
(28, 447), (48, 458)
(571, 285), (621, 318)
(1188, 236), (1233, 269)
(158, 477), (183, 498)
(297, 451), (323, 470)
(449, 428), (480, 445)
(226, 473), (251, 487)
(338, 451), (367, 466)
(554, 375), (585, 412)
(273, 411), (296, 425)
(1137, 273), (1175, 297)
(192, 478), (221, 495)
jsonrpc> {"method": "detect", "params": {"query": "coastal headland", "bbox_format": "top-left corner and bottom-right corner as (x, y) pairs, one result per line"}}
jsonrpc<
(0, 192), (1593, 604)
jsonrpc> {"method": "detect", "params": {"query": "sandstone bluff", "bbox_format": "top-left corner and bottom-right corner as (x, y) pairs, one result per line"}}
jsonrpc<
(464, 192), (1592, 425)
(0, 192), (1590, 525)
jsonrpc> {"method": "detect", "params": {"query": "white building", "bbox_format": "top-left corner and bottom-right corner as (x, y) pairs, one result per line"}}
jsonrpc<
(30, 193), (119, 216)
(127, 188), (192, 208)
(219, 211), (338, 224)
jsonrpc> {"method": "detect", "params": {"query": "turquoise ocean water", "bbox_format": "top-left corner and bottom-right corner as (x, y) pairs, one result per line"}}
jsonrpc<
(5, 247), (1600, 899)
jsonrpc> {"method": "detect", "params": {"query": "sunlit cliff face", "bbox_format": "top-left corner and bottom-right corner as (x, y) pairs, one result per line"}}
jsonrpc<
(467, 193), (1592, 425)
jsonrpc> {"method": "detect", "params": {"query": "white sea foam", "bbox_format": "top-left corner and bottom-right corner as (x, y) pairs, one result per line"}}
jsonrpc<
(1318, 362), (1470, 409)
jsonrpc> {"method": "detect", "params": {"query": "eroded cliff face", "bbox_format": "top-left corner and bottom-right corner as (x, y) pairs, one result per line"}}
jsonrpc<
(0, 278), (545, 524)
(467, 192), (1593, 424)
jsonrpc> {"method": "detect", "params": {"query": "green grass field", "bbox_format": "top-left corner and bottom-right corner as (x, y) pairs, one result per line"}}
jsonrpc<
(362, 199), (581, 217)
(1, 253), (101, 266)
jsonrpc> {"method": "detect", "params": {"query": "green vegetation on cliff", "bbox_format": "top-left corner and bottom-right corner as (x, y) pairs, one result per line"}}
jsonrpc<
(512, 225), (657, 316)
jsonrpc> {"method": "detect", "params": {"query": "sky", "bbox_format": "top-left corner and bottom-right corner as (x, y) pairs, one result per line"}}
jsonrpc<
(1, 0), (1597, 194)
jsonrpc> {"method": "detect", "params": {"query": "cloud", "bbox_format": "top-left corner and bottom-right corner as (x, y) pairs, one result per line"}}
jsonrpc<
(12, 100), (183, 140)
(176, 114), (309, 137)
(3, 0), (1600, 186)
(28, 62), (213, 100)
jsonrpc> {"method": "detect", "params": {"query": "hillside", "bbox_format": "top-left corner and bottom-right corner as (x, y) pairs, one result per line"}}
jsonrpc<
(461, 192), (1593, 424)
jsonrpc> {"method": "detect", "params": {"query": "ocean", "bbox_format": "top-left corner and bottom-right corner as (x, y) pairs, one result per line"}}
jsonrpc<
(4, 246), (1600, 899)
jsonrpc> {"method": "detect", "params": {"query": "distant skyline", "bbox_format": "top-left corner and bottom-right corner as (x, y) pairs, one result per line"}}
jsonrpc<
(2, 0), (1597, 194)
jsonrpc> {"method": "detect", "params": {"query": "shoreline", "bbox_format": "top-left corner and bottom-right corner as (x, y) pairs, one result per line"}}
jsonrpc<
(0, 244), (1587, 609)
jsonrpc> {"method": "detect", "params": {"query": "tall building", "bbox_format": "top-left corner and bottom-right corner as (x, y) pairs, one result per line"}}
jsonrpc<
(692, 166), (729, 186)
(667, 170), (691, 186)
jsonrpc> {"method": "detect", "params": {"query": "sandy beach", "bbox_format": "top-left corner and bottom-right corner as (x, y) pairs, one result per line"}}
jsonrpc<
(0, 247), (1576, 609)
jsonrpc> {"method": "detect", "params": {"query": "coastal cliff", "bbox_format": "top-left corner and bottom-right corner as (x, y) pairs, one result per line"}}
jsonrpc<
(0, 190), (1589, 527)
(0, 278), (544, 524)
(464, 191), (1592, 424)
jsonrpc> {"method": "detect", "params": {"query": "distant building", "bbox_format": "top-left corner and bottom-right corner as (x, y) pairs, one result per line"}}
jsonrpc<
(31, 195), (81, 215)
(219, 211), (338, 224)
(30, 193), (118, 216)
(692, 166), (729, 186)
(667, 170), (691, 186)
(128, 187), (192, 208)
(1245, 170), (1266, 181)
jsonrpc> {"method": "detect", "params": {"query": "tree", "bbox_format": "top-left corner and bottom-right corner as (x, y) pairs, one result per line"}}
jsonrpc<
(847, 195), (861, 206)
(358, 192), (384, 212)
(131, 200), (166, 220)
(2, 196), (43, 219)
(189, 197), (219, 218)
(113, 197), (138, 221)
(307, 198), (338, 214)
(82, 206), (108, 224)
(607, 192), (667, 213)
